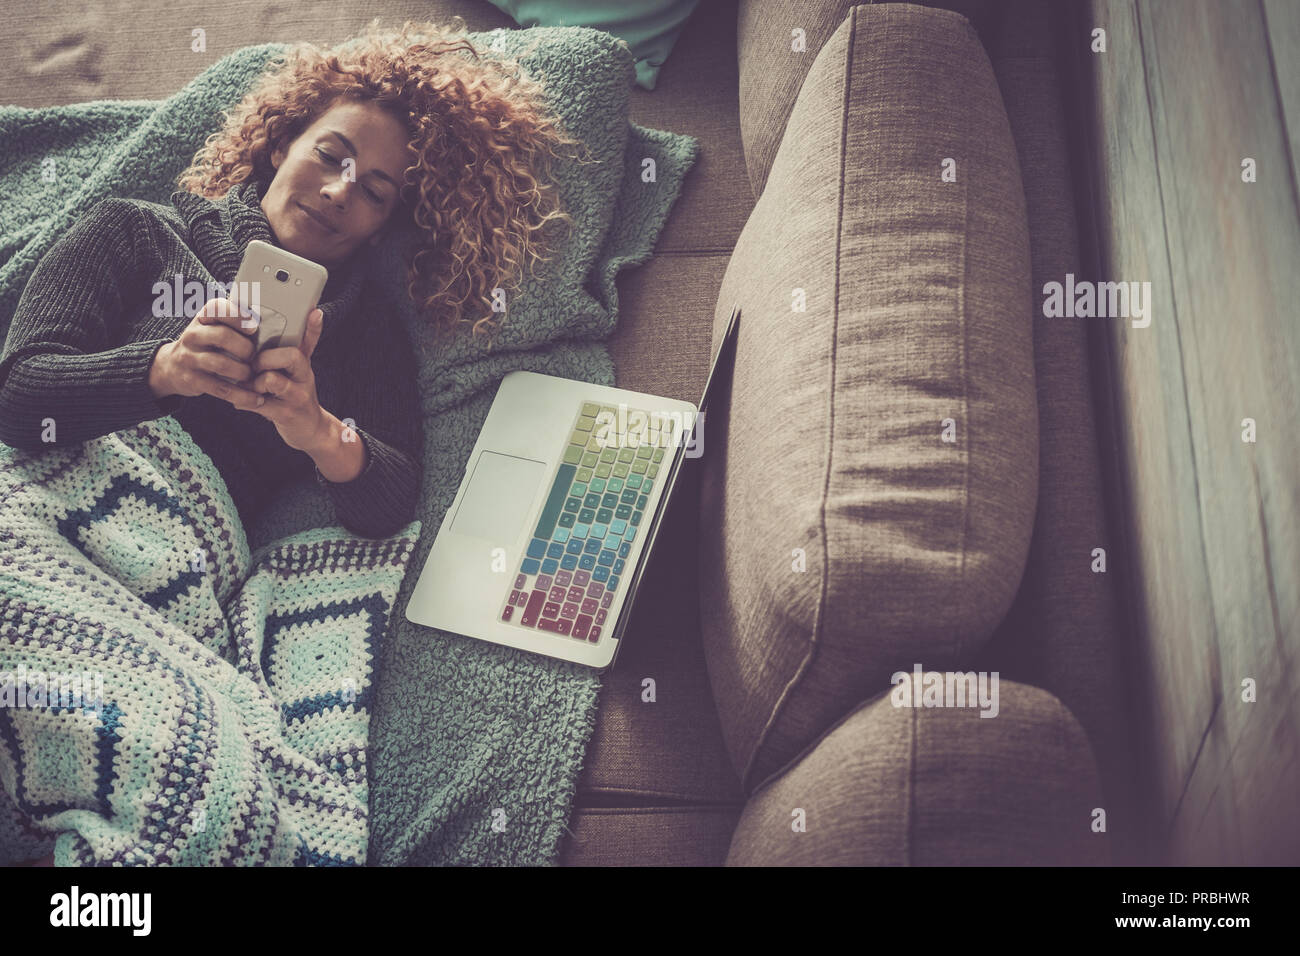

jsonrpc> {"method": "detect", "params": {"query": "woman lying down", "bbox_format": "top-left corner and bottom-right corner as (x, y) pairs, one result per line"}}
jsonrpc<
(0, 16), (584, 541)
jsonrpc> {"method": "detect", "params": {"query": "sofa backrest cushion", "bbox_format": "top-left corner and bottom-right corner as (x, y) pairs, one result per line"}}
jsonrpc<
(698, 2), (1039, 792)
(737, 0), (994, 199)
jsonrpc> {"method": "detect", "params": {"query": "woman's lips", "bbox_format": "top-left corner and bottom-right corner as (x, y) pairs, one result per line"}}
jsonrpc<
(297, 203), (337, 233)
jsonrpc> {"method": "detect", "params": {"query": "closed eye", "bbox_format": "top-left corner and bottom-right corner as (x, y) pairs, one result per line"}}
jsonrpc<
(315, 148), (384, 203)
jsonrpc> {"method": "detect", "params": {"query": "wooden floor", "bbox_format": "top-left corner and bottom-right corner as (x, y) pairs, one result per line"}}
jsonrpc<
(1070, 0), (1300, 864)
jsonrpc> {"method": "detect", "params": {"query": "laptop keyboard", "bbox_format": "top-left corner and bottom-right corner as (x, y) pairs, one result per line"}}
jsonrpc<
(499, 400), (674, 643)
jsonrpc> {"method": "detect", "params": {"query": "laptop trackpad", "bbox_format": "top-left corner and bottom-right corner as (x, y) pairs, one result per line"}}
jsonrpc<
(450, 450), (547, 543)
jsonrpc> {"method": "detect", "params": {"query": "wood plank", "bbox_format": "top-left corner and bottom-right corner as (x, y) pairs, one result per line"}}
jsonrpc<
(1140, 0), (1300, 863)
(1263, 0), (1300, 198)
(1083, 0), (1221, 845)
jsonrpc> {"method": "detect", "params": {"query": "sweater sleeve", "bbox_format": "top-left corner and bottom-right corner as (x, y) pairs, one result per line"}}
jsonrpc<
(0, 199), (186, 451)
(314, 297), (424, 539)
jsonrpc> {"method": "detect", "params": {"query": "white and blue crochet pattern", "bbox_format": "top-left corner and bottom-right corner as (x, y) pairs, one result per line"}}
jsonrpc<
(0, 415), (420, 865)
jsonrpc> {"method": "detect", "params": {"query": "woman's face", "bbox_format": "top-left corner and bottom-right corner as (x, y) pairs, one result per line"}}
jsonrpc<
(262, 99), (413, 270)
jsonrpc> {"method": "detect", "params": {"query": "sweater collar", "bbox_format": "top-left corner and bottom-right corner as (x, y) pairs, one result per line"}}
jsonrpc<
(169, 176), (366, 330)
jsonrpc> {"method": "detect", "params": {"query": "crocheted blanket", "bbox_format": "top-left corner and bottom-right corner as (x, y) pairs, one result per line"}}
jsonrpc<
(0, 416), (420, 865)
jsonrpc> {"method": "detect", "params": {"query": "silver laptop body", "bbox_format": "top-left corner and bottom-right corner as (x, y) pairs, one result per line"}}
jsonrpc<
(405, 304), (740, 671)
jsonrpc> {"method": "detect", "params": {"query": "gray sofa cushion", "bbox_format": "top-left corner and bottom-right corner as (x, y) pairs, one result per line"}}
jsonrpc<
(725, 680), (1107, 865)
(698, 2), (1039, 791)
(736, 0), (995, 199)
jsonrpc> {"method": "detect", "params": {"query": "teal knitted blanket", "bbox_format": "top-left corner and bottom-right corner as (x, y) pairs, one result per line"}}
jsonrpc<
(0, 27), (699, 864)
(0, 416), (420, 864)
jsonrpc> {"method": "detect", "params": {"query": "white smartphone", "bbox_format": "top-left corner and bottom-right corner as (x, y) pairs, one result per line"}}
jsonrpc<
(215, 239), (328, 385)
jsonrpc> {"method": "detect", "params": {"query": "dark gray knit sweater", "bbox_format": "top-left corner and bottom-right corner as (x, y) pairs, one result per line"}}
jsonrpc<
(0, 177), (423, 539)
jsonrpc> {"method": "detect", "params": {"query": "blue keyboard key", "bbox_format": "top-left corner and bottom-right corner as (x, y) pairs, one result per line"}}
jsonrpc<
(591, 523), (607, 538)
(558, 512), (575, 528)
(621, 489), (637, 504)
(527, 538), (548, 559)
(613, 558), (624, 575)
(571, 482), (587, 497)
(564, 497), (581, 513)
(553, 528), (570, 543)
(521, 558), (540, 575)
(626, 474), (642, 489)
(584, 493), (601, 508)
(584, 537), (602, 554)
(579, 554), (596, 570)
(610, 519), (626, 535)
(608, 574), (620, 591)
(566, 539), (583, 555)
(624, 527), (636, 542)
(547, 542), (565, 559)
(574, 524), (589, 538)
(597, 549), (615, 566)
(618, 542), (630, 558)
(642, 480), (654, 494)
(592, 565), (609, 582)
(590, 477), (606, 493)
(637, 495), (647, 510)
(602, 493), (619, 508)
(561, 554), (578, 570)
(630, 510), (642, 527)
(541, 558), (558, 574)
(535, 464), (578, 539)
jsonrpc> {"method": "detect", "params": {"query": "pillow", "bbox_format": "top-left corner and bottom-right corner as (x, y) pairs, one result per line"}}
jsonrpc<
(699, 3), (1040, 791)
(483, 0), (702, 90)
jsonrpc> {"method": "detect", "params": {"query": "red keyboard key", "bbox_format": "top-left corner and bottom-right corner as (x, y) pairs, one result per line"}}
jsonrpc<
(573, 614), (593, 640)
(561, 602), (578, 619)
(567, 585), (584, 603)
(551, 616), (573, 636)
(595, 609), (606, 625)
(543, 602), (561, 618)
(581, 598), (598, 615)
(515, 574), (526, 589)
(537, 574), (553, 592)
(589, 626), (601, 643)
(575, 570), (591, 586)
(502, 604), (513, 621)
(549, 586), (566, 603)
(556, 570), (572, 587)
(537, 617), (559, 633)
(601, 592), (613, 609)
(589, 582), (604, 599)
(522, 589), (546, 626)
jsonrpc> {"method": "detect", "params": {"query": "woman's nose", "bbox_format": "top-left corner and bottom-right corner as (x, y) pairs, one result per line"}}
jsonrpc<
(321, 179), (363, 206)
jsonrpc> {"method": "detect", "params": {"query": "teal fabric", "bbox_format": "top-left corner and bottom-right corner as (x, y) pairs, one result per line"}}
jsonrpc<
(0, 415), (420, 865)
(0, 26), (699, 864)
(484, 0), (703, 90)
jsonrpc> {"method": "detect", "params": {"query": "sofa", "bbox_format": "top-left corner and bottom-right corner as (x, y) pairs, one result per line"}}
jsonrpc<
(4, 0), (1144, 865)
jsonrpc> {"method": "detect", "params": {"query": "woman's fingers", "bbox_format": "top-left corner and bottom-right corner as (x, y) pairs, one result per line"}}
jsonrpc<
(209, 372), (263, 409)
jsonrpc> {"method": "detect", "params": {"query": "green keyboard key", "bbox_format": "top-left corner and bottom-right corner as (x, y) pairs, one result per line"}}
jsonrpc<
(535, 464), (577, 539)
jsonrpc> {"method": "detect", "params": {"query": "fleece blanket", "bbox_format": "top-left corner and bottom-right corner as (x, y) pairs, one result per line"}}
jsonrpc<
(0, 27), (699, 864)
(0, 416), (420, 865)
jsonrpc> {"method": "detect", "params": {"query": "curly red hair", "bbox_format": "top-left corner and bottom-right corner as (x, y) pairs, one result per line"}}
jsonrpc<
(175, 16), (596, 351)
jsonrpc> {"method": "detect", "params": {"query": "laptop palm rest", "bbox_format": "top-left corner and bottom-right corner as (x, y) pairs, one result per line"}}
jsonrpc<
(450, 451), (546, 541)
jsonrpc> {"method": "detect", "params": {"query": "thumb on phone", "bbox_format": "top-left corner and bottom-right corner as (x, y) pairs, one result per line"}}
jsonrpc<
(301, 308), (324, 359)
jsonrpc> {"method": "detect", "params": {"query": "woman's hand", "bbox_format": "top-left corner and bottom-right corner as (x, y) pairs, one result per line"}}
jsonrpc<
(149, 296), (262, 402)
(239, 308), (328, 453)
(150, 298), (329, 453)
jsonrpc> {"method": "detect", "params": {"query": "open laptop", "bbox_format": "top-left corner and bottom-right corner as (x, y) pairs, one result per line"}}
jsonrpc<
(405, 303), (741, 671)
